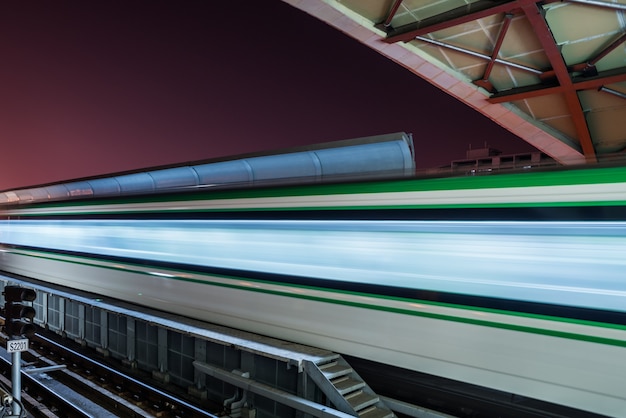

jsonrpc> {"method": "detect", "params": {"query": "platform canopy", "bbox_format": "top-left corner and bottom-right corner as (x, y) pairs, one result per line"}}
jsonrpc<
(284, 0), (626, 166)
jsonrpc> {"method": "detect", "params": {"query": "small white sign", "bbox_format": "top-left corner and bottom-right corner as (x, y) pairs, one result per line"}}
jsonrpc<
(7, 339), (28, 353)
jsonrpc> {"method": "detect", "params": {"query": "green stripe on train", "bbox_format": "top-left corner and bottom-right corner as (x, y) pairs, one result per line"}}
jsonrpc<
(26, 199), (626, 217)
(6, 165), (626, 212)
(14, 249), (626, 348)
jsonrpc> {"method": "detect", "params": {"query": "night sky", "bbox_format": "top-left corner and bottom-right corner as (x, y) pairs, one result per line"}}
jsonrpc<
(0, 0), (536, 192)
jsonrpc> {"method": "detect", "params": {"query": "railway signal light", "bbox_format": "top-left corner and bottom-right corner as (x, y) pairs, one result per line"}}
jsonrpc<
(3, 286), (37, 338)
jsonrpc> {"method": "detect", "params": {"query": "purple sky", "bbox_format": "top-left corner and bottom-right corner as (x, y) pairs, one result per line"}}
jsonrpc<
(0, 0), (536, 191)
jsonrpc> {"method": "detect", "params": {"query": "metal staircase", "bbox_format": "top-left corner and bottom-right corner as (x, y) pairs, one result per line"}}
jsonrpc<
(304, 355), (395, 418)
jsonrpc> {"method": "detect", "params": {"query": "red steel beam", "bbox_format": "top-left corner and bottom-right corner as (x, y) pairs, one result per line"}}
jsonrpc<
(383, 1), (517, 42)
(518, 0), (596, 161)
(488, 69), (626, 103)
(382, 0), (404, 27)
(589, 32), (626, 66)
(574, 69), (626, 89)
(475, 13), (515, 91)
(488, 84), (562, 103)
(483, 14), (514, 80)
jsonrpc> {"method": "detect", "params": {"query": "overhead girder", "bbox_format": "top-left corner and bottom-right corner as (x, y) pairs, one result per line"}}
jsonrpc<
(382, 1), (518, 42)
(488, 68), (626, 102)
(381, 0), (626, 162)
(473, 13), (514, 92)
(540, 32), (626, 80)
(518, 0), (596, 161)
(381, 0), (404, 28)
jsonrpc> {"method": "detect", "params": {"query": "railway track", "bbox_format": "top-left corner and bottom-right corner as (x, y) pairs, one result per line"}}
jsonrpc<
(0, 363), (88, 418)
(0, 331), (220, 418)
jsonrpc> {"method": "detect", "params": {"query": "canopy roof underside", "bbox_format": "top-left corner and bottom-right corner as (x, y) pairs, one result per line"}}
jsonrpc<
(284, 0), (626, 166)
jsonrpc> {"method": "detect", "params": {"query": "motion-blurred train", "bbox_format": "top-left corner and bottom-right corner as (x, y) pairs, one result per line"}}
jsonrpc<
(0, 134), (625, 416)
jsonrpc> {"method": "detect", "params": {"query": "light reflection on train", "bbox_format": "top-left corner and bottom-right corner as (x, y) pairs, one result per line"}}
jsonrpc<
(1, 160), (626, 416)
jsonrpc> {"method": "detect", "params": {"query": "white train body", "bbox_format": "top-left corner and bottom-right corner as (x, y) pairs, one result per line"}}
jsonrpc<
(1, 138), (625, 416)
